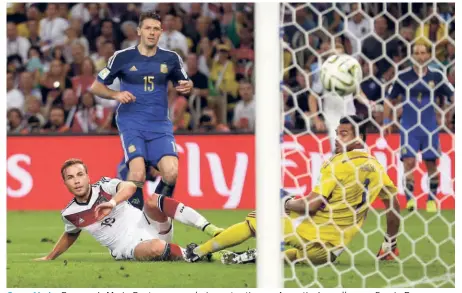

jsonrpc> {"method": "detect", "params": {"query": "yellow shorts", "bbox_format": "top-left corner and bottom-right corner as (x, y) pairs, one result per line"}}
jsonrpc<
(245, 211), (338, 265)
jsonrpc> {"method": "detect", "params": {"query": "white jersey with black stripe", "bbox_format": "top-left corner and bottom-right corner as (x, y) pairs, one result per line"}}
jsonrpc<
(61, 177), (142, 251)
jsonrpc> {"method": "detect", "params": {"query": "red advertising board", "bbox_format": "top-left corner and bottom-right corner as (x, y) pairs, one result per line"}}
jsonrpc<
(7, 134), (454, 210)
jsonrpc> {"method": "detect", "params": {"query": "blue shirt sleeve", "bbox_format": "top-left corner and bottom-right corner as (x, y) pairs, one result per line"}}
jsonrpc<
(435, 72), (454, 100)
(386, 77), (405, 100)
(168, 53), (189, 84)
(96, 52), (125, 85)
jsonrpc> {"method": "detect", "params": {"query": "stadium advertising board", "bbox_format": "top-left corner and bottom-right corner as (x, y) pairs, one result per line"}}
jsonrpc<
(7, 134), (454, 210)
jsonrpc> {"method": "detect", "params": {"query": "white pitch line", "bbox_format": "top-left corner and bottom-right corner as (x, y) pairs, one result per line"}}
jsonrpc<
(388, 273), (455, 288)
(9, 252), (108, 256)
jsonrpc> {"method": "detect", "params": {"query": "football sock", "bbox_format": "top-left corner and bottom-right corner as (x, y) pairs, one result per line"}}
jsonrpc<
(405, 178), (414, 201)
(158, 195), (216, 233)
(157, 243), (184, 261)
(128, 187), (144, 210)
(428, 177), (439, 201)
(155, 179), (176, 197)
(193, 221), (253, 257)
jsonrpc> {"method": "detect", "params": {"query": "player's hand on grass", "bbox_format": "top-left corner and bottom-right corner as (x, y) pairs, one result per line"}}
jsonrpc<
(175, 80), (193, 95)
(377, 235), (399, 261)
(94, 201), (115, 221)
(114, 91), (136, 104)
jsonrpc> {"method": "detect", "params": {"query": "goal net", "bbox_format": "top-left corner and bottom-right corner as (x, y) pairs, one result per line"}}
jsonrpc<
(278, 2), (455, 288)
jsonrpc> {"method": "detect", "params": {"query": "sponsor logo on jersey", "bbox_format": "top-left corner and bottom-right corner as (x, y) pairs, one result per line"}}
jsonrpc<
(128, 145), (136, 153)
(129, 65), (138, 71)
(98, 68), (110, 80)
(79, 217), (84, 224)
(428, 80), (435, 88)
(161, 64), (168, 73)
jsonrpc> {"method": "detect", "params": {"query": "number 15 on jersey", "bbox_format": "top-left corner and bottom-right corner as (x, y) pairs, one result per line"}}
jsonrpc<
(144, 76), (154, 92)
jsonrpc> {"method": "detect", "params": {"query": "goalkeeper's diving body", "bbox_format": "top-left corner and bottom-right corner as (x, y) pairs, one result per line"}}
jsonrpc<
(186, 116), (401, 264)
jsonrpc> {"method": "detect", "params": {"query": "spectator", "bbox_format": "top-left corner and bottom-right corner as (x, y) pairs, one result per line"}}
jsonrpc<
(19, 71), (42, 101)
(39, 3), (69, 54)
(233, 80), (255, 131)
(83, 4), (102, 52)
(345, 3), (372, 56)
(196, 37), (213, 76)
(39, 59), (72, 105)
(98, 19), (121, 50)
(7, 108), (25, 134)
(25, 46), (45, 75)
(168, 83), (190, 132)
(41, 106), (70, 133)
(7, 21), (31, 63)
(415, 16), (448, 62)
(158, 14), (188, 56)
(21, 115), (42, 134)
(24, 96), (46, 126)
(209, 43), (238, 98)
(63, 18), (90, 59)
(71, 91), (111, 133)
(61, 89), (79, 128)
(233, 26), (254, 81)
(58, 3), (70, 20)
(120, 21), (139, 49)
(67, 43), (86, 78)
(26, 19), (41, 47)
(187, 53), (209, 108)
(7, 72), (25, 112)
(72, 57), (96, 97)
(70, 3), (91, 23)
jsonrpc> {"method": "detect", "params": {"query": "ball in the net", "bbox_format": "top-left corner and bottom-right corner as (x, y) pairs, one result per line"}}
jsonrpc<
(320, 54), (363, 96)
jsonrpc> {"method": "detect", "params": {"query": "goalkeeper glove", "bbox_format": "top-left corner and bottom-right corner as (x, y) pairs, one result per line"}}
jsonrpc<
(377, 234), (399, 261)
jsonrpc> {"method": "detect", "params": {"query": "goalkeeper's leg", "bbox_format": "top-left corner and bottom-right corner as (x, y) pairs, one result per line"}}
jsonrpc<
(192, 212), (256, 258)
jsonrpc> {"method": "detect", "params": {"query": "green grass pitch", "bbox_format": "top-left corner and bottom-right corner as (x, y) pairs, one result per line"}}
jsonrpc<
(7, 210), (454, 288)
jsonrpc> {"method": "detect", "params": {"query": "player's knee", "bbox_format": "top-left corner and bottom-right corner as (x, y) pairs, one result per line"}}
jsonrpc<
(403, 158), (416, 171)
(149, 239), (167, 258)
(162, 166), (178, 185)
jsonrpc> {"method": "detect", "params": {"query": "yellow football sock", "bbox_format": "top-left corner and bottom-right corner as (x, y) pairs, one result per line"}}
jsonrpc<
(194, 221), (252, 257)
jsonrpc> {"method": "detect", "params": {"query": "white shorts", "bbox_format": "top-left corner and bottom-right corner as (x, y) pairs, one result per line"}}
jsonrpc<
(110, 208), (174, 261)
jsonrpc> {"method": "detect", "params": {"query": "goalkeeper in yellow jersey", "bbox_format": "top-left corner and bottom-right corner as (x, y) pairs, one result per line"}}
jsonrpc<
(185, 115), (401, 265)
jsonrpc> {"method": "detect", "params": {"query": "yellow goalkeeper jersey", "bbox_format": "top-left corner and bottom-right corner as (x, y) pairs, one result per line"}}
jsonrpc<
(296, 149), (397, 247)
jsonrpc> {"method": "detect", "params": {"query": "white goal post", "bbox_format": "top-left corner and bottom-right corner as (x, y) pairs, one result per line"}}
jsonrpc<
(255, 2), (283, 289)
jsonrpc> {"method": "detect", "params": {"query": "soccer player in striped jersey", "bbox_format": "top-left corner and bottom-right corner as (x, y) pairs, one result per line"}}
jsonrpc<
(384, 43), (454, 212)
(90, 11), (191, 213)
(34, 159), (221, 262)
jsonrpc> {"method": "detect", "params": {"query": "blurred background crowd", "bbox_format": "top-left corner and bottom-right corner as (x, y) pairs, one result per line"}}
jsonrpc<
(7, 2), (256, 134)
(282, 2), (455, 134)
(7, 3), (455, 135)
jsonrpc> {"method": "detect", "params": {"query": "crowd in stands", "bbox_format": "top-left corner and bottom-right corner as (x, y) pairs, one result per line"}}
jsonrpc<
(282, 3), (455, 134)
(7, 3), (455, 135)
(7, 3), (256, 134)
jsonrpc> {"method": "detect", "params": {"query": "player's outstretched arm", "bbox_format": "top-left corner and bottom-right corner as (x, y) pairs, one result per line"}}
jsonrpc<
(94, 181), (137, 220)
(90, 80), (136, 104)
(377, 188), (401, 260)
(34, 232), (80, 261)
(284, 191), (324, 215)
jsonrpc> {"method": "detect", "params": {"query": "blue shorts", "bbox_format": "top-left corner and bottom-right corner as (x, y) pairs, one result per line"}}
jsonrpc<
(400, 128), (440, 161)
(119, 130), (178, 169)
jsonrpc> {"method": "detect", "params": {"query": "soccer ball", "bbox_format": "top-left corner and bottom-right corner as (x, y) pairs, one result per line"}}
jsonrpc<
(320, 54), (362, 96)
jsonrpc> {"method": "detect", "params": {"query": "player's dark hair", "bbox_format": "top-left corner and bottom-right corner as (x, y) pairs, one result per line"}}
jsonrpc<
(138, 11), (162, 28)
(61, 158), (88, 180)
(339, 115), (368, 143)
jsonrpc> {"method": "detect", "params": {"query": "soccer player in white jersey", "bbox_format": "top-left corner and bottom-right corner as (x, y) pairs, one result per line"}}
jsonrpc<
(34, 159), (222, 262)
(308, 44), (373, 152)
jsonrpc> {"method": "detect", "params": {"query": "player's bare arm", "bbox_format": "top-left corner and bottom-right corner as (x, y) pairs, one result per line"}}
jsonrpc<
(90, 80), (136, 104)
(94, 181), (137, 220)
(34, 231), (80, 261)
(308, 92), (326, 131)
(377, 187), (401, 260)
(175, 79), (194, 95)
(284, 191), (325, 215)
